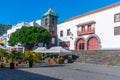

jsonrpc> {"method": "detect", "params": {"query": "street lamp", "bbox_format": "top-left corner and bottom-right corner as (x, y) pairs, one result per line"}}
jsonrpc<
(70, 32), (73, 40)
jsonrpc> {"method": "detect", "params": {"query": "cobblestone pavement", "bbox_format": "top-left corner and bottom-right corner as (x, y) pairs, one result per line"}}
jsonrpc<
(1, 62), (120, 80)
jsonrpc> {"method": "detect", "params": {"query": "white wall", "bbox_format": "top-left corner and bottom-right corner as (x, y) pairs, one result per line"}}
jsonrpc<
(57, 5), (120, 50)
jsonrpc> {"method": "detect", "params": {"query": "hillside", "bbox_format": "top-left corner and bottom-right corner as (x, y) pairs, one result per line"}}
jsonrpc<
(0, 24), (12, 35)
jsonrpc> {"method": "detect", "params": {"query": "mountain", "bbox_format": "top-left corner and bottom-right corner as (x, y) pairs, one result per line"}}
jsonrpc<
(0, 24), (12, 35)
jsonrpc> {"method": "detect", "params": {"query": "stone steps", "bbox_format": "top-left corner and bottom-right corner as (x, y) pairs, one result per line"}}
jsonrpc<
(72, 50), (120, 66)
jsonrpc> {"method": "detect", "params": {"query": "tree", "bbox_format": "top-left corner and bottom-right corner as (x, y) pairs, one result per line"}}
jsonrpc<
(24, 51), (42, 67)
(8, 26), (52, 50)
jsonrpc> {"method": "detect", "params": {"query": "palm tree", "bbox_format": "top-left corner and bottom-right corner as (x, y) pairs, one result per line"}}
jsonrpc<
(24, 51), (42, 67)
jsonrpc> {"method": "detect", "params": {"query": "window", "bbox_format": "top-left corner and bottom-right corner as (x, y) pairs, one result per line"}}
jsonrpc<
(114, 26), (120, 35)
(45, 18), (48, 25)
(114, 13), (120, 22)
(52, 31), (54, 34)
(67, 29), (70, 36)
(60, 31), (63, 37)
(87, 24), (92, 31)
(81, 26), (85, 32)
(52, 18), (55, 25)
(51, 31), (55, 36)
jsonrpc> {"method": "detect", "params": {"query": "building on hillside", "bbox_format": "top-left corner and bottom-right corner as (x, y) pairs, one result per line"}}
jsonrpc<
(57, 2), (120, 50)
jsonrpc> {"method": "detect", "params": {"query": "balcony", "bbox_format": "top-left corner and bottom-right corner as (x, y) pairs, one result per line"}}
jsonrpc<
(77, 29), (95, 36)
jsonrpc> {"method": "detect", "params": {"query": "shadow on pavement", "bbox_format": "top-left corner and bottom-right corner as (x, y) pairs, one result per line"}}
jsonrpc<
(15, 62), (65, 68)
(39, 64), (65, 68)
(0, 67), (61, 80)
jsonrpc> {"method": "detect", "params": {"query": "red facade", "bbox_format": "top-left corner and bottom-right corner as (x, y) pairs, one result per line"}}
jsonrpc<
(76, 37), (99, 50)
(76, 21), (98, 50)
(77, 28), (95, 36)
(76, 38), (85, 50)
(87, 37), (99, 50)
(77, 21), (95, 36)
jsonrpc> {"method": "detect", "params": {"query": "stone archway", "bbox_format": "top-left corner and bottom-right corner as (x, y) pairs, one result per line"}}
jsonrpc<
(75, 37), (86, 50)
(86, 34), (101, 50)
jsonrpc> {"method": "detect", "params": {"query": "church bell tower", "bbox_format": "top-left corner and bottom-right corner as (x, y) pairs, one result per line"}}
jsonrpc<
(43, 8), (58, 48)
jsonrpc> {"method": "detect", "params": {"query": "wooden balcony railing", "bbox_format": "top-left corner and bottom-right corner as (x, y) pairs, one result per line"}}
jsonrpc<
(77, 29), (95, 36)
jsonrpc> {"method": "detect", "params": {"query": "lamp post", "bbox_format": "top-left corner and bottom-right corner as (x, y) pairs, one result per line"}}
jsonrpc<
(70, 32), (73, 40)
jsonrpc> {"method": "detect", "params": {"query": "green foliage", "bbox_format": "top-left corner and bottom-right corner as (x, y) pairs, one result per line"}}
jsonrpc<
(24, 51), (42, 63)
(0, 48), (8, 62)
(8, 26), (52, 49)
(9, 50), (23, 62)
(0, 62), (6, 68)
(0, 48), (6, 57)
(56, 57), (60, 62)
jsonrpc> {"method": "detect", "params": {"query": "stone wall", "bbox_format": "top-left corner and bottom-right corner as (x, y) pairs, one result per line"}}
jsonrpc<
(72, 50), (120, 66)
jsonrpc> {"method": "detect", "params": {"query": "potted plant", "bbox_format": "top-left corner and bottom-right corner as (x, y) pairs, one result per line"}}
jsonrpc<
(24, 51), (42, 67)
(56, 57), (60, 64)
(52, 56), (55, 63)
(9, 50), (17, 69)
(9, 50), (23, 69)
(47, 57), (51, 64)
(0, 62), (6, 68)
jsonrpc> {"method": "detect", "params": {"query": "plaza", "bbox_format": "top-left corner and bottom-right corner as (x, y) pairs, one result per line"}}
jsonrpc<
(1, 62), (120, 80)
(0, 1), (120, 80)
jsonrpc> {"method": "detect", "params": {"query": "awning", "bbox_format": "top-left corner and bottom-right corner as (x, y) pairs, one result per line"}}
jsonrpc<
(33, 47), (48, 53)
(44, 46), (71, 54)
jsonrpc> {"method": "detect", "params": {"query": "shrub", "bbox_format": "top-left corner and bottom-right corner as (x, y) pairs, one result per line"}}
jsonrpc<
(0, 62), (6, 68)
(24, 51), (42, 67)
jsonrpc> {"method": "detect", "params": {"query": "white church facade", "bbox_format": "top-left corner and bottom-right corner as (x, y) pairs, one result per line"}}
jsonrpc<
(57, 2), (120, 50)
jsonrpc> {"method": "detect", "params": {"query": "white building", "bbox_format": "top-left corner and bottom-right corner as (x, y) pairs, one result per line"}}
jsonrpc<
(6, 19), (42, 48)
(57, 2), (120, 50)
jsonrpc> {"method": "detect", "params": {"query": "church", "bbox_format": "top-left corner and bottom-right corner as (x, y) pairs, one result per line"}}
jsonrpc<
(57, 2), (120, 50)
(6, 8), (58, 50)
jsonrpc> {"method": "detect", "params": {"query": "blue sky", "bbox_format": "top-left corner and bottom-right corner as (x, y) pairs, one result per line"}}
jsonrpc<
(0, 0), (119, 25)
